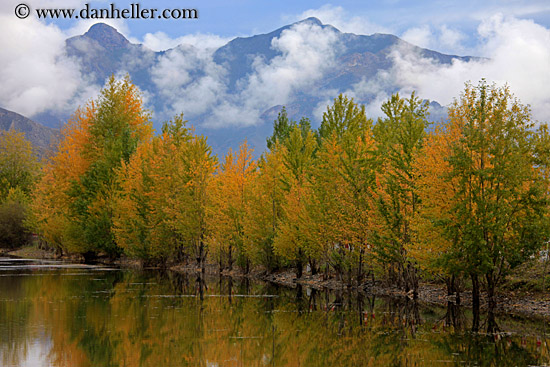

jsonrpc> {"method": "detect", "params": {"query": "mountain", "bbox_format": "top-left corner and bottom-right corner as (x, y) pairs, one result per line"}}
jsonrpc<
(32, 19), (476, 156)
(0, 107), (58, 157)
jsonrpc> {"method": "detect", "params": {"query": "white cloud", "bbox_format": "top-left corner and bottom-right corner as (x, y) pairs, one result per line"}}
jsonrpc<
(208, 21), (341, 126)
(401, 25), (432, 49)
(151, 45), (228, 118)
(362, 14), (550, 122)
(149, 21), (341, 127)
(401, 24), (467, 54)
(292, 4), (390, 35)
(137, 31), (232, 52)
(0, 15), (97, 118)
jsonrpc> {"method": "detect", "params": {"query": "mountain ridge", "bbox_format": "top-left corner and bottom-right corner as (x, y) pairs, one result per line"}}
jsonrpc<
(0, 107), (58, 157)
(27, 18), (476, 155)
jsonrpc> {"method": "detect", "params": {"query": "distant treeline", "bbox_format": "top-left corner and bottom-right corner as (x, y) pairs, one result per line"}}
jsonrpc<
(2, 76), (550, 329)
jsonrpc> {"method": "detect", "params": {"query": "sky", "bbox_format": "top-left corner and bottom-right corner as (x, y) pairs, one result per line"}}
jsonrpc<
(1, 0), (550, 124)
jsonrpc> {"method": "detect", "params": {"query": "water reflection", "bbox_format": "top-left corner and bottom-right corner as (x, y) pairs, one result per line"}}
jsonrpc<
(0, 258), (548, 366)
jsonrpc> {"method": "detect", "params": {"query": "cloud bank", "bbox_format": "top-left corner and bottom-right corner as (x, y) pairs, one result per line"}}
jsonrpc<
(1, 2), (549, 129)
(150, 21), (341, 127)
(0, 14), (98, 118)
(346, 14), (550, 122)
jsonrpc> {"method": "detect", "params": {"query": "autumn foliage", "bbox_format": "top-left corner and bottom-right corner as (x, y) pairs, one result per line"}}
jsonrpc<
(17, 77), (550, 318)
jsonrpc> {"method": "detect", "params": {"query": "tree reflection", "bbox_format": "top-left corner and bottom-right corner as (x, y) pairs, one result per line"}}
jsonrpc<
(0, 267), (548, 367)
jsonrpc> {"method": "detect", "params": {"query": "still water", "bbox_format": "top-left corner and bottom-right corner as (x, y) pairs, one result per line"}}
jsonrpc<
(0, 257), (548, 367)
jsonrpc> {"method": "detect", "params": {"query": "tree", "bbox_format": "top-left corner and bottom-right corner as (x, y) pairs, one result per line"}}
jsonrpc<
(435, 81), (550, 331)
(266, 107), (293, 150)
(410, 122), (464, 301)
(0, 188), (31, 249)
(207, 141), (256, 272)
(0, 130), (39, 249)
(310, 94), (376, 284)
(372, 92), (430, 296)
(113, 115), (191, 263)
(273, 124), (318, 278)
(242, 147), (285, 271)
(317, 94), (368, 142)
(0, 130), (39, 200)
(163, 130), (217, 271)
(31, 75), (153, 258)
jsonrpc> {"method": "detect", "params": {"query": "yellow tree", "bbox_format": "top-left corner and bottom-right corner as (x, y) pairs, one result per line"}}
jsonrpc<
(242, 147), (285, 271)
(30, 105), (96, 253)
(163, 130), (217, 270)
(409, 121), (463, 299)
(207, 141), (256, 271)
(273, 124), (317, 278)
(113, 114), (191, 263)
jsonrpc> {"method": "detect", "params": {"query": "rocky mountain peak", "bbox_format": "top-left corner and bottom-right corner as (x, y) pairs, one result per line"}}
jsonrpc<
(84, 23), (129, 49)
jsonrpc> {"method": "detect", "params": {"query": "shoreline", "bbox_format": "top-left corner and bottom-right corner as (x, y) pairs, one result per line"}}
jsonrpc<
(3, 246), (549, 321)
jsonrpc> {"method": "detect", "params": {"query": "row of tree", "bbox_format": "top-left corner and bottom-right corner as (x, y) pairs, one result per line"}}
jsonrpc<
(2, 76), (548, 329)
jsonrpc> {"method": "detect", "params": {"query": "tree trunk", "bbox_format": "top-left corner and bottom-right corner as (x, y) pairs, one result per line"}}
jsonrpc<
(228, 244), (233, 271)
(296, 249), (304, 279)
(403, 263), (418, 298)
(486, 273), (499, 333)
(357, 248), (364, 284)
(296, 260), (303, 279)
(309, 257), (317, 275)
(471, 273), (480, 332)
(446, 275), (460, 304)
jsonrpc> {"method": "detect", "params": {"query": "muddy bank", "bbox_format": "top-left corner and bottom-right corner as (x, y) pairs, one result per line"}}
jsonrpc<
(170, 263), (550, 321)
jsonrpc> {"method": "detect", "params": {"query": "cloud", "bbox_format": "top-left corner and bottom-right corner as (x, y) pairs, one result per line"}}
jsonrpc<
(211, 21), (340, 126)
(401, 24), (467, 54)
(350, 14), (550, 123)
(0, 14), (98, 118)
(151, 45), (228, 118)
(291, 4), (390, 35)
(137, 31), (232, 52)
(150, 20), (341, 127)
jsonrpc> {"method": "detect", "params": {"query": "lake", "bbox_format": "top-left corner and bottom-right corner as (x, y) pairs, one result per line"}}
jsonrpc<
(0, 257), (548, 366)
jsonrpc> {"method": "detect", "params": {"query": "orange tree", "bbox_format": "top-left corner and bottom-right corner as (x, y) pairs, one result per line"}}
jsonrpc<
(31, 76), (152, 257)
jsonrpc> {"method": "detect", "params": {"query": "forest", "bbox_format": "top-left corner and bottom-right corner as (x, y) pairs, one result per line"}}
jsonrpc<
(1, 76), (550, 331)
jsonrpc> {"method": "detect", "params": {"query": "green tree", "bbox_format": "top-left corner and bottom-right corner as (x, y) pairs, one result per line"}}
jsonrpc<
(32, 75), (152, 258)
(317, 94), (368, 142)
(266, 107), (292, 150)
(273, 124), (318, 278)
(113, 115), (191, 263)
(66, 76), (153, 258)
(311, 94), (375, 284)
(372, 92), (430, 296)
(0, 130), (39, 200)
(0, 130), (40, 249)
(441, 81), (550, 331)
